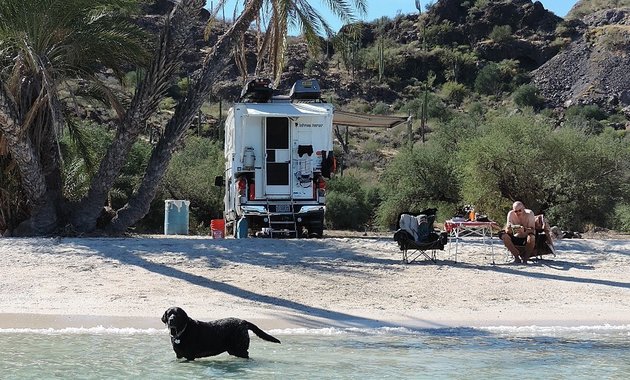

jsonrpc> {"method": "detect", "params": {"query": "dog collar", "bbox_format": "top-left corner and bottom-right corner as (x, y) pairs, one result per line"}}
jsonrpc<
(170, 323), (187, 344)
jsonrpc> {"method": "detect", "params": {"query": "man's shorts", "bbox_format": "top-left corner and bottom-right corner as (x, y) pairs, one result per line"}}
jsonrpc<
(499, 231), (528, 246)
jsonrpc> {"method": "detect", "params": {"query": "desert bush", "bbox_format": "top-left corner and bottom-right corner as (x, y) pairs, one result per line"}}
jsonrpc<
(610, 203), (630, 232)
(304, 57), (318, 76)
(377, 145), (461, 228)
(431, 113), (480, 152)
(565, 104), (606, 121)
(162, 137), (225, 233)
(440, 81), (469, 106)
(600, 26), (630, 51)
(325, 175), (371, 230)
(564, 104), (606, 134)
(489, 25), (513, 43)
(425, 21), (456, 46)
(372, 102), (390, 115)
(474, 63), (504, 95)
(401, 93), (450, 122)
(467, 101), (486, 118)
(512, 84), (543, 109)
(458, 114), (630, 230)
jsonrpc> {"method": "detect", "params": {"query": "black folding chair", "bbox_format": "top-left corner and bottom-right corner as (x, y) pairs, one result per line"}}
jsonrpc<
(393, 210), (448, 264)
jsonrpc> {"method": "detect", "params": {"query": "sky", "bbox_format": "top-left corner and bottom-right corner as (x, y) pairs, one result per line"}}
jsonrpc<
(207, 1), (579, 33)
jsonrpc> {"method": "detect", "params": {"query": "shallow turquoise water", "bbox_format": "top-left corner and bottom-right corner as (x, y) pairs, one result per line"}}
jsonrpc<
(1, 325), (630, 379)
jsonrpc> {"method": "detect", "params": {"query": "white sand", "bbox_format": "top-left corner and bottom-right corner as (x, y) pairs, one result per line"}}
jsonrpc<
(1, 234), (629, 330)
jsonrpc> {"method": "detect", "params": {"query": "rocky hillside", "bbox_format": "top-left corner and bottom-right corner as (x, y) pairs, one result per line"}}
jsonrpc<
(532, 8), (630, 115)
(134, 1), (630, 115)
(566, 0), (630, 20)
(91, 0), (630, 145)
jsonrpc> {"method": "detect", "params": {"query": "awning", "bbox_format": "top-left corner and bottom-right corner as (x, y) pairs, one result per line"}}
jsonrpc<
(333, 110), (409, 128)
(243, 102), (329, 117)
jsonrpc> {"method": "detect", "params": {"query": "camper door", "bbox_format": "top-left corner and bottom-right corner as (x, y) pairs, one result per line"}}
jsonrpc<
(265, 117), (291, 197)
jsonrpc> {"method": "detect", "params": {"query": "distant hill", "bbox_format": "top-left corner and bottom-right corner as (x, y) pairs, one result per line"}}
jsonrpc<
(566, 0), (630, 20)
(533, 9), (630, 113)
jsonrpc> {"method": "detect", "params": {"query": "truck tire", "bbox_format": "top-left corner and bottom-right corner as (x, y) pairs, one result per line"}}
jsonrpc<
(308, 224), (324, 238)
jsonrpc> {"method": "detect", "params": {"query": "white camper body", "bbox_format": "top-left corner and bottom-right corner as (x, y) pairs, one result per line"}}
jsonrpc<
(220, 79), (334, 238)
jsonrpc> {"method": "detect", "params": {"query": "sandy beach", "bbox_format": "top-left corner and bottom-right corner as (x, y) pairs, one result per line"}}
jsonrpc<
(1, 234), (629, 330)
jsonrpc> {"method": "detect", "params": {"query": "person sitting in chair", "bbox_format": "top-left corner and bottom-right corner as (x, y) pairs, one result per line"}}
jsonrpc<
(500, 201), (536, 263)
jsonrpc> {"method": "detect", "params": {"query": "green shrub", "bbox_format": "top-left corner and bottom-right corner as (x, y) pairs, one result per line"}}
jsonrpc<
(440, 81), (469, 106)
(161, 137), (225, 233)
(431, 113), (480, 152)
(304, 58), (318, 76)
(601, 26), (630, 51)
(425, 21), (456, 46)
(474, 63), (504, 95)
(325, 175), (370, 230)
(564, 104), (606, 134)
(489, 25), (513, 43)
(377, 145), (461, 228)
(512, 84), (543, 109)
(467, 102), (486, 118)
(565, 104), (606, 121)
(401, 94), (451, 122)
(458, 114), (630, 230)
(372, 102), (390, 115)
(610, 203), (630, 232)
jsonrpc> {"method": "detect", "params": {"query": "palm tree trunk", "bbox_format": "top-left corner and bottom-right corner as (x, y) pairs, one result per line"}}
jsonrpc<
(70, 0), (204, 232)
(0, 84), (58, 234)
(108, 0), (264, 232)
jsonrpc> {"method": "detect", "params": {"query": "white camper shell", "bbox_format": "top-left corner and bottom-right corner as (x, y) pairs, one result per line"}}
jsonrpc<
(218, 79), (335, 238)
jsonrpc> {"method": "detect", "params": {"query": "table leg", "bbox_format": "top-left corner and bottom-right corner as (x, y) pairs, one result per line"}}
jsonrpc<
(454, 227), (459, 262)
(490, 227), (495, 265)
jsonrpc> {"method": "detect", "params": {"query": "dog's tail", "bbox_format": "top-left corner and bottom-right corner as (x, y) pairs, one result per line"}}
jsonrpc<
(246, 322), (281, 344)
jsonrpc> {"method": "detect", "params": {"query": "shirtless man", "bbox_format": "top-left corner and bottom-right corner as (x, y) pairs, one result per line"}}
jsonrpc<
(500, 201), (536, 263)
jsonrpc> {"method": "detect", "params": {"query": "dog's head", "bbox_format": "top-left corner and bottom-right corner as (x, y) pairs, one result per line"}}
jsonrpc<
(161, 307), (189, 337)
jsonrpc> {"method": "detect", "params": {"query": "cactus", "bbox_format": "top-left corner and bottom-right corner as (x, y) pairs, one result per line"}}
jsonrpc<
(377, 38), (385, 82)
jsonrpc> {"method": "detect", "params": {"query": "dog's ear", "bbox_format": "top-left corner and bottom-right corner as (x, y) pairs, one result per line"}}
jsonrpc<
(178, 307), (188, 319)
(161, 309), (169, 324)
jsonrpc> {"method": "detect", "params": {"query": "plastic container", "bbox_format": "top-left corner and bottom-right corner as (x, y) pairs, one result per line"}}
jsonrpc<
(164, 200), (190, 235)
(243, 147), (255, 170)
(210, 219), (225, 239)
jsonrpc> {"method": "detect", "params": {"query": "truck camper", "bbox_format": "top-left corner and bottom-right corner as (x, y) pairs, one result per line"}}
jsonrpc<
(215, 78), (335, 238)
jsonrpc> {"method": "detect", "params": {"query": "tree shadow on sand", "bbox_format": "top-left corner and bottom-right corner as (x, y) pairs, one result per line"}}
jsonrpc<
(57, 236), (409, 328)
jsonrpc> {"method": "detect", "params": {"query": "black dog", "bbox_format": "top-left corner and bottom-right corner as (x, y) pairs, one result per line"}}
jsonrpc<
(161, 307), (281, 360)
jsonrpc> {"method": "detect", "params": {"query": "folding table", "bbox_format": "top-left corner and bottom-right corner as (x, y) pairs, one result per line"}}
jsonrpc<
(444, 220), (500, 263)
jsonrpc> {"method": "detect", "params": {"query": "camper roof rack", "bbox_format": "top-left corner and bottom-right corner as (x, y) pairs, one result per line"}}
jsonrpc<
(290, 79), (321, 101)
(240, 78), (274, 103)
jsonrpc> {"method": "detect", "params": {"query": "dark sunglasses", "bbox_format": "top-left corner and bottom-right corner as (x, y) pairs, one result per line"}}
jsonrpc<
(514, 209), (523, 213)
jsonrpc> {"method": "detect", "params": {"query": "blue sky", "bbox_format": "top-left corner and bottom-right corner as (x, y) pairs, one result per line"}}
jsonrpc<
(208, 1), (579, 32)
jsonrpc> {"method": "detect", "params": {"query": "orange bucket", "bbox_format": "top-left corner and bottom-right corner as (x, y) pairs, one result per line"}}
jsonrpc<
(210, 219), (225, 239)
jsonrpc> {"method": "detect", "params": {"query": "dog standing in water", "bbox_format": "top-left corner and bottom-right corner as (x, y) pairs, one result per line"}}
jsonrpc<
(161, 307), (281, 360)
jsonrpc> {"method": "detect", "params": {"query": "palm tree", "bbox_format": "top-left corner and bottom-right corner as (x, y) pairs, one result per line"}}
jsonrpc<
(2, 0), (367, 234)
(0, 0), (149, 234)
(68, 0), (205, 231)
(106, 0), (367, 232)
(253, 0), (367, 83)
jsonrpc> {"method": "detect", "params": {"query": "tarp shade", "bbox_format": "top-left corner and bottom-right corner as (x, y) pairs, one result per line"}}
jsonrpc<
(333, 110), (409, 128)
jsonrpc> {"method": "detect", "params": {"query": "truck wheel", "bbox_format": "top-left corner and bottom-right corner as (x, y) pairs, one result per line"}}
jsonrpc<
(308, 225), (324, 238)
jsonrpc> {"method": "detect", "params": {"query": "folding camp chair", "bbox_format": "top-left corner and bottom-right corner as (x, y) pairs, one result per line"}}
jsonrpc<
(523, 214), (556, 262)
(393, 210), (448, 264)
(509, 214), (556, 263)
